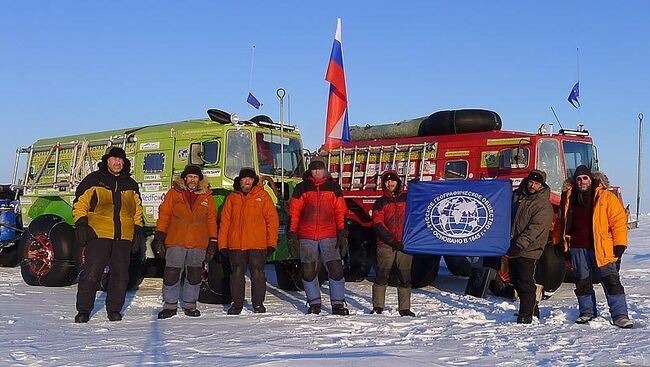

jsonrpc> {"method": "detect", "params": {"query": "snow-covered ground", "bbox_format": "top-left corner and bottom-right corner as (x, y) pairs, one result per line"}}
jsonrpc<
(1, 218), (649, 366)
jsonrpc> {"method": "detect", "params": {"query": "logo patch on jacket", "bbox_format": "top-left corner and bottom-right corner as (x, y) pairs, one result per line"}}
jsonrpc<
(201, 199), (209, 206)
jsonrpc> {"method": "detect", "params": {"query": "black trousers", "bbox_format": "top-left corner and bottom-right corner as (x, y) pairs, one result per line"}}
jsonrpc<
(76, 238), (131, 314)
(509, 257), (537, 318)
(229, 249), (267, 308)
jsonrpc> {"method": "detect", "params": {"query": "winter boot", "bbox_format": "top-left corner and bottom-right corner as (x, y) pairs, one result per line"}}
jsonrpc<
(371, 307), (383, 314)
(399, 309), (416, 317)
(157, 309), (177, 319)
(74, 312), (90, 323)
(227, 305), (243, 315)
(332, 304), (349, 316)
(107, 312), (123, 322)
(307, 304), (321, 315)
(533, 303), (540, 319)
(575, 315), (595, 324)
(253, 305), (267, 314)
(183, 308), (201, 317)
(517, 315), (532, 324)
(613, 315), (633, 329)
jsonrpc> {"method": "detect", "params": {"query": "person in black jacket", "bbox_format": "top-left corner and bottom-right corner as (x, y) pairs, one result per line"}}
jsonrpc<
(72, 147), (143, 323)
(371, 170), (415, 317)
(508, 169), (553, 324)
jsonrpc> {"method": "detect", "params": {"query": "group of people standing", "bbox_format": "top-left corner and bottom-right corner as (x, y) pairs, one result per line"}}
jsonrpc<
(71, 146), (633, 329)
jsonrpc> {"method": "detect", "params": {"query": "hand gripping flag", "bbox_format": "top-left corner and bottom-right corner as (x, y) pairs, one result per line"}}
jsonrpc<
(325, 18), (350, 149)
(567, 82), (580, 108)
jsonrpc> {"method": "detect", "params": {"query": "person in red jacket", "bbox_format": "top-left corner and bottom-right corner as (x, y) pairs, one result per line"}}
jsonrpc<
(219, 167), (279, 315)
(371, 170), (415, 317)
(152, 165), (217, 319)
(288, 157), (349, 315)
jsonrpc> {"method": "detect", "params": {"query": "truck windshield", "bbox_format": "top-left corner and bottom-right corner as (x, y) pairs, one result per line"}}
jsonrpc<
(256, 133), (304, 177)
(563, 141), (595, 178)
(225, 130), (254, 179)
(536, 139), (563, 194)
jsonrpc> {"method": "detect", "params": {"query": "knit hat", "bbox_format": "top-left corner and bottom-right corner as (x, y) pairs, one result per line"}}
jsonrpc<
(106, 147), (127, 161)
(181, 164), (204, 180)
(527, 169), (546, 185)
(308, 157), (327, 170)
(573, 165), (593, 181)
(238, 167), (257, 180)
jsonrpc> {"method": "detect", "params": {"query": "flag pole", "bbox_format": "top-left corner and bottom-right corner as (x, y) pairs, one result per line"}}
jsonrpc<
(576, 47), (581, 118)
(249, 45), (255, 94)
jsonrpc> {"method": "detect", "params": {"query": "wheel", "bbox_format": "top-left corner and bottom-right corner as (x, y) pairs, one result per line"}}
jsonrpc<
(535, 243), (566, 293)
(0, 242), (21, 267)
(444, 255), (482, 277)
(274, 260), (328, 291)
(409, 254), (441, 288)
(199, 254), (232, 304)
(20, 215), (78, 287)
(344, 222), (375, 282)
(98, 251), (145, 292)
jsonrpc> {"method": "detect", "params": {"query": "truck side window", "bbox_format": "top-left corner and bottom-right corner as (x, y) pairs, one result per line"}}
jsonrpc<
(499, 147), (530, 169)
(225, 130), (253, 179)
(143, 153), (165, 173)
(190, 141), (220, 166)
(444, 160), (468, 180)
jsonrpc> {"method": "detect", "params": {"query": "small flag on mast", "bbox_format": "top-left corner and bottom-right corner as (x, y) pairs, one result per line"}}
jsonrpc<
(247, 92), (261, 109)
(325, 18), (350, 149)
(567, 82), (580, 108)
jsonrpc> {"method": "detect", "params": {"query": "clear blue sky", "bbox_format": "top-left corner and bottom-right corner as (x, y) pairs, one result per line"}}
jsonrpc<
(1, 1), (648, 213)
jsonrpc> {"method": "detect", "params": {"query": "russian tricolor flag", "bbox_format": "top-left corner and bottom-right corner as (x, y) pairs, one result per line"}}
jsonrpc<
(325, 18), (350, 149)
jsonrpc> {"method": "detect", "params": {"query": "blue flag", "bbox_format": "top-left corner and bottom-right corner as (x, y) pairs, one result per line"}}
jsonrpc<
(403, 180), (512, 256)
(567, 82), (580, 108)
(247, 92), (261, 109)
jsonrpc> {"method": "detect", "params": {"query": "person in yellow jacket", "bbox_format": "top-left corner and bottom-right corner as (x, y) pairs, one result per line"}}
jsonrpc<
(553, 165), (632, 328)
(73, 147), (143, 323)
(152, 165), (218, 319)
(218, 167), (278, 315)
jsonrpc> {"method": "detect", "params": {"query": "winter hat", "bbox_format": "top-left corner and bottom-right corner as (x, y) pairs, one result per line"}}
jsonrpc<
(238, 167), (257, 180)
(181, 164), (204, 180)
(573, 165), (593, 181)
(106, 147), (127, 161)
(308, 156), (327, 170)
(382, 170), (400, 183)
(527, 169), (546, 185)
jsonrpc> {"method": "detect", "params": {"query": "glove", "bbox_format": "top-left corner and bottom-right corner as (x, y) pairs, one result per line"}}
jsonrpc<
(287, 232), (300, 257)
(614, 245), (626, 258)
(131, 225), (143, 254)
(336, 228), (349, 257)
(152, 231), (167, 258)
(390, 240), (404, 251)
(219, 248), (229, 260)
(266, 246), (276, 258)
(205, 240), (217, 262)
(74, 217), (90, 247)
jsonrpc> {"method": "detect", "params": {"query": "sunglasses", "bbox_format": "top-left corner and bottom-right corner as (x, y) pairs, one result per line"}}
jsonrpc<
(576, 175), (591, 182)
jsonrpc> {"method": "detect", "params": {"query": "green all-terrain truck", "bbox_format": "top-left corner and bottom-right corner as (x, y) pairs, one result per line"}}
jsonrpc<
(8, 109), (309, 299)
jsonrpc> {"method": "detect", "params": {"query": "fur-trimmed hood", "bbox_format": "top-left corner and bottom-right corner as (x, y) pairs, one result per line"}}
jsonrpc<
(381, 170), (402, 197)
(172, 176), (211, 194)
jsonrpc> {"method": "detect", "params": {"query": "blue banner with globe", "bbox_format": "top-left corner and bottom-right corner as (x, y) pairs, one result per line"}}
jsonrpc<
(403, 180), (512, 256)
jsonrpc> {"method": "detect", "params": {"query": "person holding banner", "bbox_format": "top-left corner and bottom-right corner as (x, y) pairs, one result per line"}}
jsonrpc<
(553, 165), (633, 328)
(288, 157), (349, 316)
(371, 170), (415, 317)
(508, 169), (553, 324)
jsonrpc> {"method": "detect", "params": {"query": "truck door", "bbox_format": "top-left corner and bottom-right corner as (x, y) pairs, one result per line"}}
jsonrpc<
(134, 137), (176, 226)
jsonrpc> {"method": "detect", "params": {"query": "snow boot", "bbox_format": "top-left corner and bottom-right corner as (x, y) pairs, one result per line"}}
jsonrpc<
(227, 305), (243, 315)
(575, 315), (595, 324)
(183, 308), (201, 317)
(107, 312), (123, 322)
(157, 309), (177, 319)
(517, 315), (532, 324)
(253, 305), (267, 314)
(371, 307), (383, 314)
(307, 304), (321, 315)
(399, 309), (416, 317)
(74, 312), (90, 323)
(332, 304), (349, 316)
(613, 315), (633, 329)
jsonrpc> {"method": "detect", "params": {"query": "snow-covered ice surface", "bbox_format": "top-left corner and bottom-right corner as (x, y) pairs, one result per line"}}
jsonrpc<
(2, 217), (650, 366)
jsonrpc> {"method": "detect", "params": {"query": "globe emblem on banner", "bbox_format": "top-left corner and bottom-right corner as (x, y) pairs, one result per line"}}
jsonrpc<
(425, 191), (494, 244)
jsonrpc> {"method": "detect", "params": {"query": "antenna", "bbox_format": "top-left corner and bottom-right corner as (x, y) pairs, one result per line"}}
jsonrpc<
(550, 106), (564, 130)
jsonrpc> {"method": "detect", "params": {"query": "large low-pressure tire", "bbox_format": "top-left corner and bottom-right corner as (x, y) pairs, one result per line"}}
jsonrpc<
(0, 242), (21, 267)
(274, 260), (328, 292)
(344, 222), (375, 282)
(199, 254), (232, 304)
(20, 215), (78, 287)
(409, 254), (441, 288)
(444, 255), (482, 277)
(535, 243), (566, 293)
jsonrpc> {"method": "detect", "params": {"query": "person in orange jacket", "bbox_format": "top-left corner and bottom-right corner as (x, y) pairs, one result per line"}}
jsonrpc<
(218, 167), (279, 315)
(152, 165), (217, 319)
(553, 165), (632, 328)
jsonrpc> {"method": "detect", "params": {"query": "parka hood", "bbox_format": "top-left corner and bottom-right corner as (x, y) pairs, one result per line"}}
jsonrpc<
(173, 176), (211, 194)
(381, 170), (402, 196)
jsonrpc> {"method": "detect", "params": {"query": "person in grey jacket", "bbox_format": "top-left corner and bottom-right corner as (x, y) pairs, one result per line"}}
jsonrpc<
(508, 169), (554, 324)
